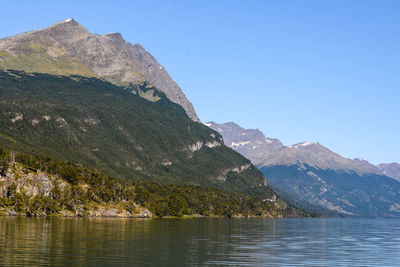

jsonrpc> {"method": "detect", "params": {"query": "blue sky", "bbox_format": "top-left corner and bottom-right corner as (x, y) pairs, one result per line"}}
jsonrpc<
(1, 0), (399, 164)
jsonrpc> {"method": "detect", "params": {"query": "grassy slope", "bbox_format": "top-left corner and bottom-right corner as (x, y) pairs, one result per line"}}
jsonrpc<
(0, 45), (96, 77)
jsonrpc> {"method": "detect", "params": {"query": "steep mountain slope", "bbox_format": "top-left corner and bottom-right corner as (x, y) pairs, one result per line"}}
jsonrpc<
(207, 121), (400, 217)
(0, 19), (199, 121)
(378, 163), (400, 182)
(0, 70), (289, 204)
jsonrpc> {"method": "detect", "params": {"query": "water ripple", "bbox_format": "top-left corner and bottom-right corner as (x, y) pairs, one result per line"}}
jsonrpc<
(0, 217), (399, 266)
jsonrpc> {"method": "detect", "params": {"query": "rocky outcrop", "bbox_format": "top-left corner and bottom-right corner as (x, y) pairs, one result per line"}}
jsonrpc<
(0, 163), (152, 218)
(217, 164), (251, 182)
(183, 140), (222, 155)
(86, 204), (152, 218)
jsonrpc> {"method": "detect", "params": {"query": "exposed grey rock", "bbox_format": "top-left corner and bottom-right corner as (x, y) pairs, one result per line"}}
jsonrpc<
(0, 163), (153, 218)
(0, 19), (199, 121)
(217, 164), (251, 182)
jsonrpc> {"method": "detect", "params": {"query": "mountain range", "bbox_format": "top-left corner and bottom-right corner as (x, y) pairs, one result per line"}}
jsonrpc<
(0, 20), (303, 217)
(2, 18), (397, 218)
(205, 122), (398, 179)
(207, 121), (400, 217)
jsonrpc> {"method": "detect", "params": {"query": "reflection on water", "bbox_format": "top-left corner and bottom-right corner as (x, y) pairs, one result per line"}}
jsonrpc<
(0, 217), (399, 266)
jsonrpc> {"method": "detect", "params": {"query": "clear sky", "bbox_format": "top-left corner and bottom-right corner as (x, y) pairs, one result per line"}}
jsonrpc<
(1, 0), (399, 164)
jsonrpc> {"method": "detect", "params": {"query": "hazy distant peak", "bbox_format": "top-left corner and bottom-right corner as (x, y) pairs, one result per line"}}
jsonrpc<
(224, 122), (242, 127)
(208, 121), (380, 175)
(53, 18), (80, 26)
(377, 162), (400, 181)
(205, 121), (265, 136)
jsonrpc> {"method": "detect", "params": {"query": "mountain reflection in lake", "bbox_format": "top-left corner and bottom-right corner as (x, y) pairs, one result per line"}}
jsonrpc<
(0, 217), (399, 266)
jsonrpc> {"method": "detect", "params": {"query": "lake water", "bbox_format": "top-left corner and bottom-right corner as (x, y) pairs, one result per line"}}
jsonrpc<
(0, 217), (399, 266)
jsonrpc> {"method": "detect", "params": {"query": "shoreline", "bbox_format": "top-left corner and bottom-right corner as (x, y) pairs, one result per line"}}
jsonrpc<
(0, 212), (287, 219)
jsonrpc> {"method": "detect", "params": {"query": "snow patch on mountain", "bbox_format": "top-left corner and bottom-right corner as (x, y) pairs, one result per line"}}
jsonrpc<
(231, 141), (250, 147)
(288, 142), (313, 149)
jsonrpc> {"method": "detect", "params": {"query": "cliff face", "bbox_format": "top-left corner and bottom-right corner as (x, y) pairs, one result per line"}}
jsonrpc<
(0, 19), (199, 121)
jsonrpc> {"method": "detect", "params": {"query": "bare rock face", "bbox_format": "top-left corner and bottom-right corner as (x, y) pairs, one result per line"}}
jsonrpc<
(0, 19), (199, 121)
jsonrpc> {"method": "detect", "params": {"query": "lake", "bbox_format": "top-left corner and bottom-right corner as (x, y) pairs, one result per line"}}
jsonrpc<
(0, 217), (399, 266)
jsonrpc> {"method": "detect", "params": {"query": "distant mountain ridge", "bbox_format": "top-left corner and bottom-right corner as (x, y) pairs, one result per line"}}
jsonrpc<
(378, 163), (400, 181)
(205, 121), (380, 175)
(206, 121), (400, 217)
(0, 19), (199, 121)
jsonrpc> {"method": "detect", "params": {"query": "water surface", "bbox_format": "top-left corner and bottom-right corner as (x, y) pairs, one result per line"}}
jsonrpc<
(0, 217), (399, 266)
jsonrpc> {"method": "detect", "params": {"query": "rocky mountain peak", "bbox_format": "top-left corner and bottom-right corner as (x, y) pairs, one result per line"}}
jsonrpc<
(54, 18), (80, 26)
(205, 121), (284, 159)
(40, 18), (90, 42)
(0, 19), (199, 121)
(205, 121), (267, 139)
(104, 32), (124, 42)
